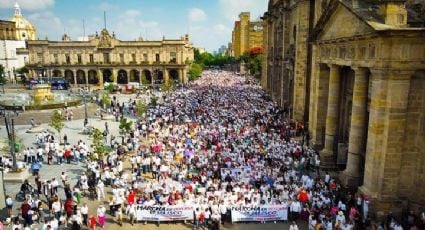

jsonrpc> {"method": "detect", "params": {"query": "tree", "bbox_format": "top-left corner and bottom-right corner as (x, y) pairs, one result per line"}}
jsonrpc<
(100, 93), (111, 108)
(49, 110), (65, 143)
(188, 63), (203, 81)
(149, 96), (158, 107)
(161, 80), (174, 94)
(89, 128), (108, 160)
(0, 64), (6, 84)
(135, 100), (148, 117)
(119, 117), (133, 144)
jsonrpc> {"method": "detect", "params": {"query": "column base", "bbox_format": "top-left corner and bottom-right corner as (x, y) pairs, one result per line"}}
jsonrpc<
(339, 170), (361, 189)
(319, 149), (337, 170)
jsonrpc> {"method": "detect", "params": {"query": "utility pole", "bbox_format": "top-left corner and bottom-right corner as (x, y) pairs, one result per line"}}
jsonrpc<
(83, 90), (88, 127)
(4, 113), (17, 172)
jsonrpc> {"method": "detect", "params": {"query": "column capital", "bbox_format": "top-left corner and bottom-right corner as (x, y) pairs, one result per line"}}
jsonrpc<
(370, 68), (415, 80)
(351, 66), (368, 74)
(327, 64), (340, 71)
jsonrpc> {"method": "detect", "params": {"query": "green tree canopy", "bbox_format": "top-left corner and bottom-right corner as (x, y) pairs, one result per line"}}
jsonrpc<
(49, 110), (64, 141)
(89, 128), (108, 160)
(135, 100), (148, 117)
(119, 117), (133, 136)
(0, 65), (6, 84)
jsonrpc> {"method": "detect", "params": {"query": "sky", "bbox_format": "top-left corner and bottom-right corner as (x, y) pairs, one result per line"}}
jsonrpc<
(0, 0), (268, 52)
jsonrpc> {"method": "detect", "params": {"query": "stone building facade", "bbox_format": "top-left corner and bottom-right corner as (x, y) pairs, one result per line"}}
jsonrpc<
(26, 29), (194, 86)
(261, 0), (313, 122)
(262, 0), (425, 215)
(231, 12), (264, 58)
(0, 20), (17, 40)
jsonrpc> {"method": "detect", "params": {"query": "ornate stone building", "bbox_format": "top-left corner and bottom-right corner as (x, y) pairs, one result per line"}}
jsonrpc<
(231, 12), (264, 58)
(26, 29), (194, 86)
(262, 0), (425, 215)
(262, 0), (313, 122)
(0, 20), (17, 40)
(9, 2), (37, 41)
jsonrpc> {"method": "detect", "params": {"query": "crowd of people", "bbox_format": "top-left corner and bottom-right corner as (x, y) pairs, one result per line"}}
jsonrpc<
(2, 70), (425, 230)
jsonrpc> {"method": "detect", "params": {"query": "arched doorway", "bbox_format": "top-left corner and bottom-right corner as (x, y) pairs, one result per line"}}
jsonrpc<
(64, 70), (74, 84)
(117, 69), (128, 84)
(153, 69), (163, 84)
(52, 70), (62, 78)
(103, 69), (113, 83)
(130, 70), (140, 82)
(169, 69), (179, 82)
(76, 70), (86, 84)
(142, 70), (152, 84)
(88, 70), (98, 84)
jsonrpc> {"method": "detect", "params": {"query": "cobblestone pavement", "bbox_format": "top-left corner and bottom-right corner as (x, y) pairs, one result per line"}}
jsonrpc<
(1, 91), (307, 230)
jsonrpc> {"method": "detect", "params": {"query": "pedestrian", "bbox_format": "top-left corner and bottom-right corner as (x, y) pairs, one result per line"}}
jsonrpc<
(289, 221), (300, 230)
(126, 204), (136, 226)
(5, 195), (13, 217)
(97, 205), (106, 228)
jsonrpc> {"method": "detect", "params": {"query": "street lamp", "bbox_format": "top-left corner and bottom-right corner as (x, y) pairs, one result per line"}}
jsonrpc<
(83, 88), (88, 127)
(2, 108), (18, 172)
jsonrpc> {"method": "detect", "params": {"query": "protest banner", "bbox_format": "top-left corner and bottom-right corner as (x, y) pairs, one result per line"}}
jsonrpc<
(231, 205), (288, 222)
(136, 205), (193, 221)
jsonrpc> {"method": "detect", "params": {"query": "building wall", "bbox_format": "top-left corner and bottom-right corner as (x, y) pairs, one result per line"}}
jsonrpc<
(261, 0), (313, 121)
(0, 40), (28, 81)
(26, 29), (194, 86)
(231, 12), (264, 58)
(0, 20), (17, 40)
(308, 1), (425, 216)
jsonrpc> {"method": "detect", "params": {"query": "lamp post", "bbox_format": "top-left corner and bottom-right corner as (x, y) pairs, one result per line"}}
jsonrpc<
(83, 89), (88, 127)
(2, 108), (18, 172)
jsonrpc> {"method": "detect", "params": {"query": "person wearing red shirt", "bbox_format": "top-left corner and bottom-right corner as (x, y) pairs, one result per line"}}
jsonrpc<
(298, 188), (309, 203)
(64, 198), (74, 220)
(21, 200), (32, 227)
(89, 216), (97, 230)
(127, 190), (135, 205)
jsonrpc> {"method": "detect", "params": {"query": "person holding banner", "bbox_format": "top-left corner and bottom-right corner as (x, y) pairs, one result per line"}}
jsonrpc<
(125, 204), (137, 226)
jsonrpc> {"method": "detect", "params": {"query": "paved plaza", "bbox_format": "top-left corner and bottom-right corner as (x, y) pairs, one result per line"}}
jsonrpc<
(0, 86), (307, 230)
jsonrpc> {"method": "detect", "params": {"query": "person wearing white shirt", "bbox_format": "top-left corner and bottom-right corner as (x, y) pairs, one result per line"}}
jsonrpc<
(126, 204), (137, 225)
(219, 201), (227, 224)
(97, 180), (105, 201)
(290, 200), (301, 220)
(289, 221), (299, 230)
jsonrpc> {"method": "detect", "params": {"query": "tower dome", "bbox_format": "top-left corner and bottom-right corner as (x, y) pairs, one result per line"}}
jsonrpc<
(9, 2), (37, 40)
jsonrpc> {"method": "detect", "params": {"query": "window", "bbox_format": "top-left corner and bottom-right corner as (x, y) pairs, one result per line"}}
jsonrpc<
(37, 53), (43, 63)
(369, 45), (375, 59)
(143, 53), (148, 62)
(103, 53), (110, 64)
(53, 54), (59, 64)
(155, 53), (160, 63)
(77, 54), (82, 64)
(65, 54), (70, 64)
(170, 52), (177, 63)
(89, 54), (94, 63)
(120, 53), (124, 63)
(132, 53), (136, 62)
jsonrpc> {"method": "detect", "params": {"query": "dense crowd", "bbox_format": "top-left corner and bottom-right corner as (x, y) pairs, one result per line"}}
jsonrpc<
(2, 71), (424, 230)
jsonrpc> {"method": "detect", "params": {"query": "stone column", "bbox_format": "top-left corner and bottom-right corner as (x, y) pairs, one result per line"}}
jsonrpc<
(320, 64), (340, 169)
(340, 67), (368, 188)
(72, 70), (77, 87)
(84, 70), (89, 86)
(178, 69), (183, 83)
(163, 68), (169, 83)
(359, 69), (413, 202)
(182, 68), (187, 83)
(112, 69), (118, 84)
